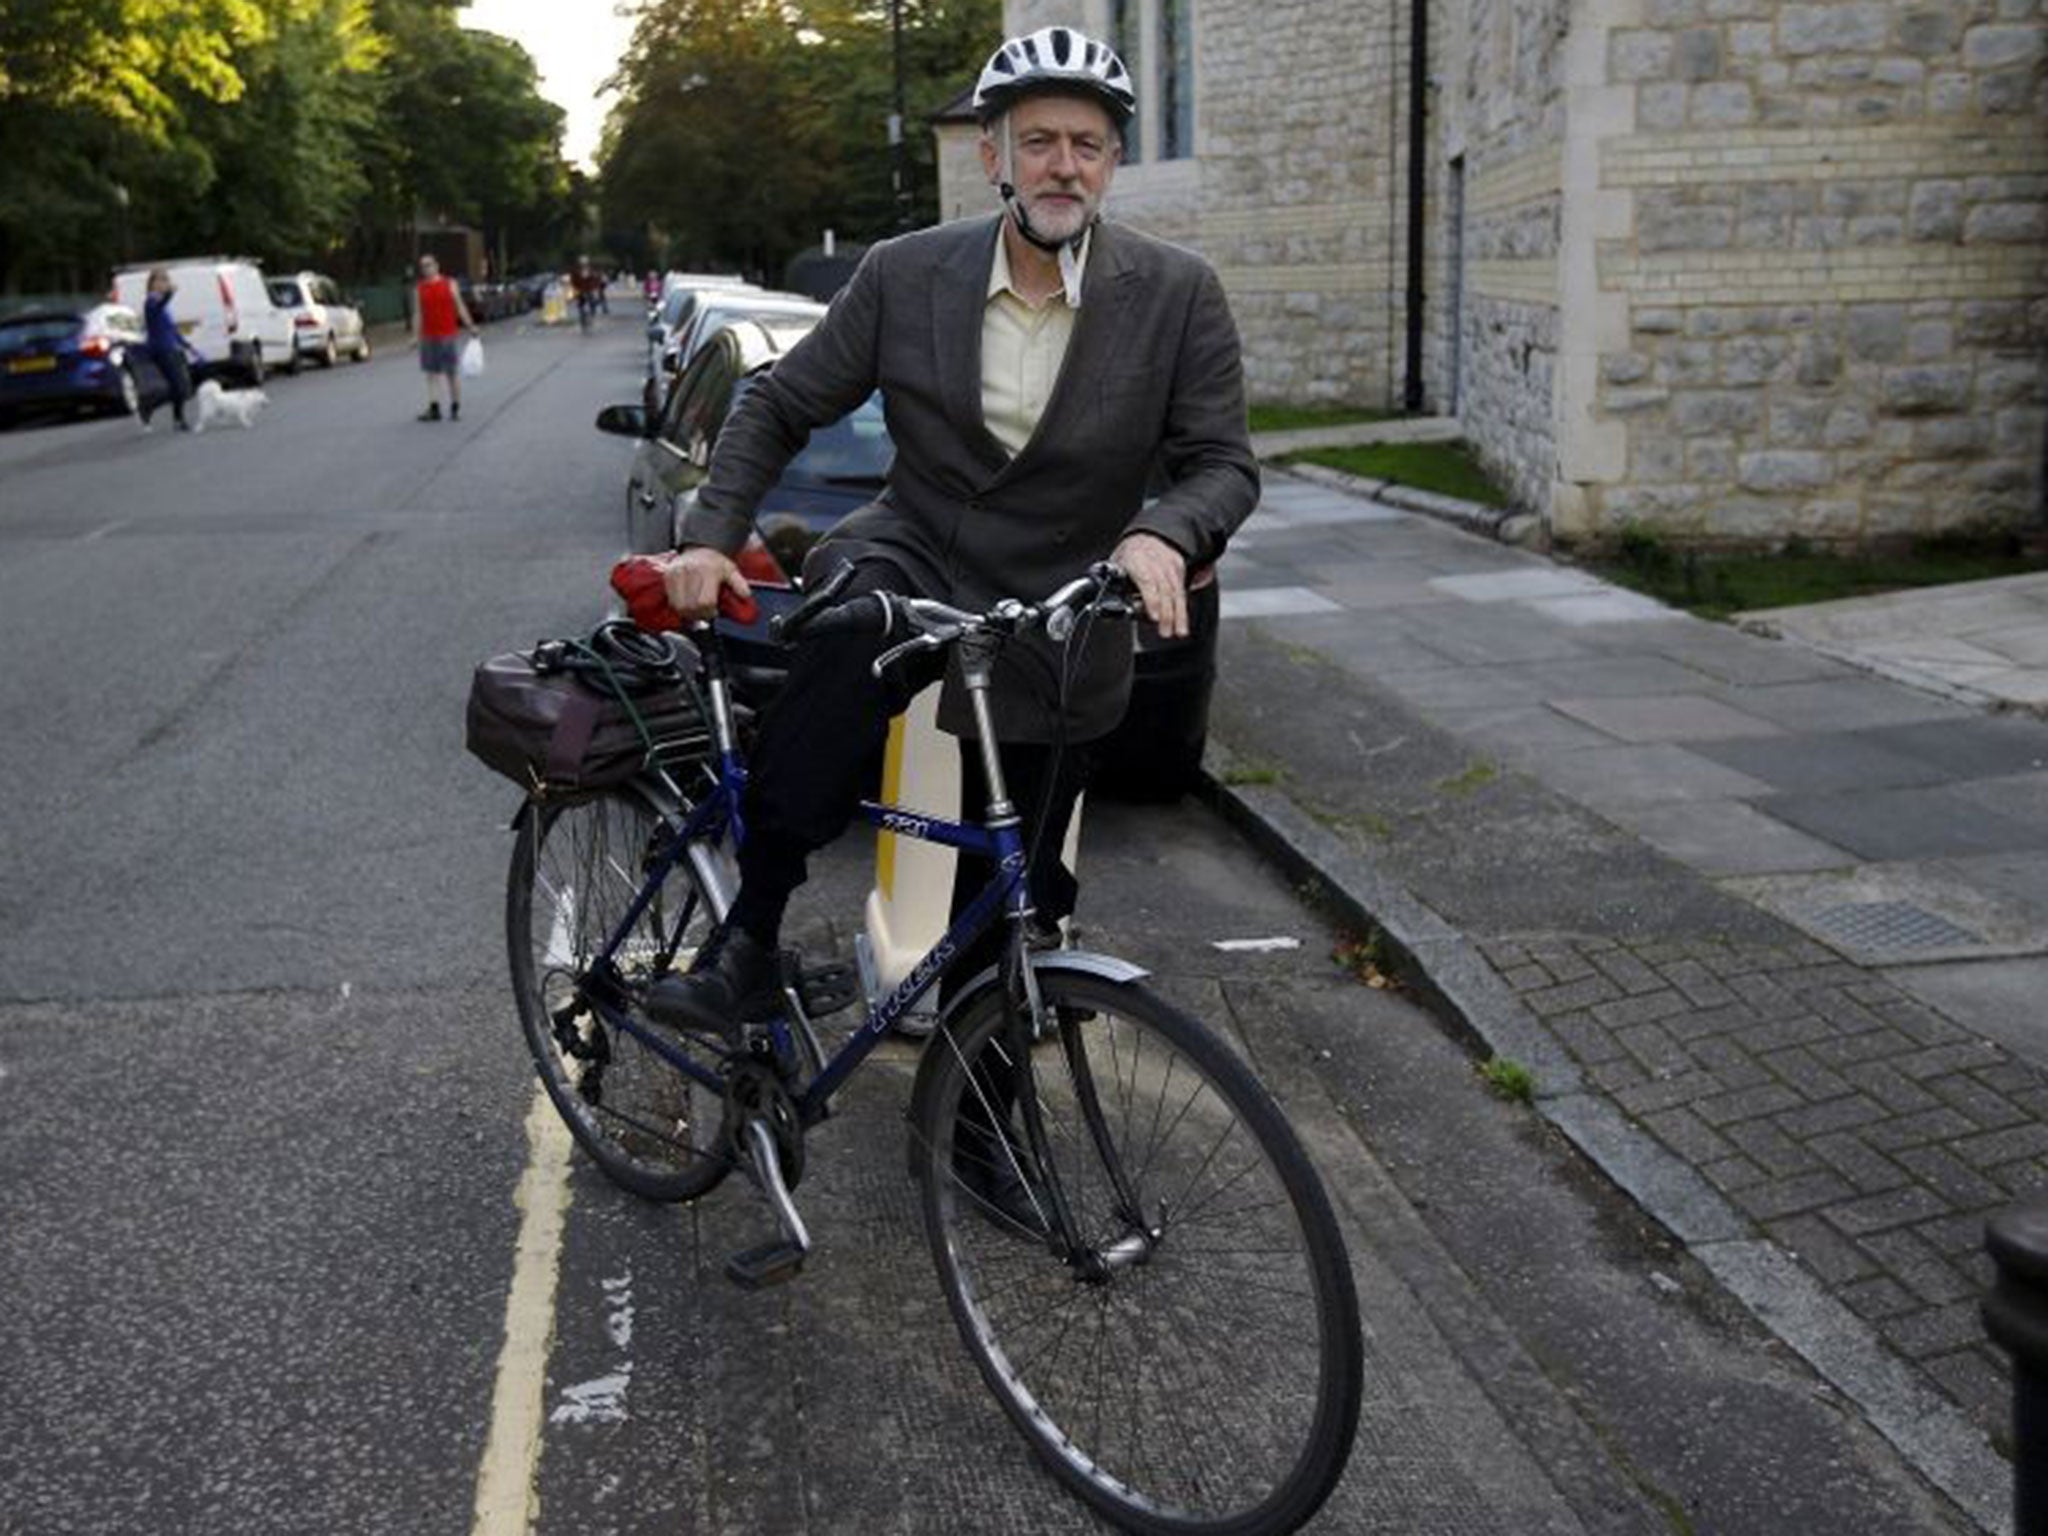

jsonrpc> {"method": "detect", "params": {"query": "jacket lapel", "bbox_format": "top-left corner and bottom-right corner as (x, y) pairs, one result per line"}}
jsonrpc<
(991, 220), (1139, 485)
(931, 216), (1009, 472)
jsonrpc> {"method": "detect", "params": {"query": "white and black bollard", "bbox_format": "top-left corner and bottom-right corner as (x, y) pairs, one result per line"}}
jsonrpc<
(1985, 1198), (2048, 1536)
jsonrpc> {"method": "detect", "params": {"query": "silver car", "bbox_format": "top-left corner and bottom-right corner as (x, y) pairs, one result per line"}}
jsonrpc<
(267, 271), (371, 368)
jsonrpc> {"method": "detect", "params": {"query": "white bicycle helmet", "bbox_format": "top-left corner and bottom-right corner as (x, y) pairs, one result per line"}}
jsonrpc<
(972, 26), (1136, 127)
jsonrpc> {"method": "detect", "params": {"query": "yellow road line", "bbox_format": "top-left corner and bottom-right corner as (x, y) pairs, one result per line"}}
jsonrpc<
(470, 1088), (575, 1535)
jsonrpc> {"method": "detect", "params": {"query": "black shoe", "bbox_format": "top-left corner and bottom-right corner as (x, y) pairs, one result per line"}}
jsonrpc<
(418, 402), (440, 421)
(952, 1120), (1050, 1239)
(644, 922), (782, 1034)
(449, 401), (460, 421)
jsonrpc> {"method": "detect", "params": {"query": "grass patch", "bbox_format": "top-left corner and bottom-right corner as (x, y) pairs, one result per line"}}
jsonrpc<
(1283, 440), (1512, 508)
(1590, 524), (2048, 620)
(1479, 1056), (1537, 1104)
(1247, 403), (1397, 433)
(1220, 762), (1282, 787)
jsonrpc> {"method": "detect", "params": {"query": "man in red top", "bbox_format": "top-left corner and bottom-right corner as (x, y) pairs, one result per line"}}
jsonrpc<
(408, 253), (477, 421)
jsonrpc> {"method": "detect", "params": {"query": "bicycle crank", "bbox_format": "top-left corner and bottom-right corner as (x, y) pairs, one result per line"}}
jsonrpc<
(723, 1064), (810, 1291)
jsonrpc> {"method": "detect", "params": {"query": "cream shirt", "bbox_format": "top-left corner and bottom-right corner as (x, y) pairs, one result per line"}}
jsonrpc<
(980, 227), (1090, 456)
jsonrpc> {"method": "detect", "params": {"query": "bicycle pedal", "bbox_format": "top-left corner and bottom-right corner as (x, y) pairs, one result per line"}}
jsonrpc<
(724, 1239), (807, 1291)
(795, 960), (859, 1018)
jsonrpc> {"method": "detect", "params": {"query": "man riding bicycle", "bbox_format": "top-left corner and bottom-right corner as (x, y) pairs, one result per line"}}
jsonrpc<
(648, 27), (1259, 1201)
(571, 256), (604, 328)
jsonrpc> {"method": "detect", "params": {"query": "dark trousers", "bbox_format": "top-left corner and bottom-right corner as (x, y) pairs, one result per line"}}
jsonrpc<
(734, 559), (1093, 982)
(144, 348), (192, 427)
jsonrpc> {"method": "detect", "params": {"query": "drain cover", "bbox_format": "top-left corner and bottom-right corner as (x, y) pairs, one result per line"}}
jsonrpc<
(1807, 901), (1984, 956)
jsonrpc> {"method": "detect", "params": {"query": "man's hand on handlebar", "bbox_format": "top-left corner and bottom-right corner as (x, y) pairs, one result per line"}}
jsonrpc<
(660, 545), (751, 623)
(1112, 531), (1189, 640)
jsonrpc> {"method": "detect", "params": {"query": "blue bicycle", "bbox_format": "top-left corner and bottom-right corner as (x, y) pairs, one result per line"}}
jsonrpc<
(503, 564), (1363, 1534)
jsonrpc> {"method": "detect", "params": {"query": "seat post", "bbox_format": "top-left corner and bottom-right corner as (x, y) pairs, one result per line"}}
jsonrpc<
(957, 631), (1016, 825)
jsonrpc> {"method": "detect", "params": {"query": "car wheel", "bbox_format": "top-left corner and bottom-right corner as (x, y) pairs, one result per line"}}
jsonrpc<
(353, 335), (372, 362)
(320, 333), (339, 368)
(279, 341), (300, 376)
(245, 344), (266, 386)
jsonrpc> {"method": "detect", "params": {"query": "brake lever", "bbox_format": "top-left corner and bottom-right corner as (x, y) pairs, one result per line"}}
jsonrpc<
(870, 630), (949, 679)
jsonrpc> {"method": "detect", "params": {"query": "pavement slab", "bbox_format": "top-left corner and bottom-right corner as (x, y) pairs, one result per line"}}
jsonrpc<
(1200, 468), (2048, 1534)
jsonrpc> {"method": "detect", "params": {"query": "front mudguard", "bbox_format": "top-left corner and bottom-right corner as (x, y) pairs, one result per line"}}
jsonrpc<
(903, 949), (1150, 1176)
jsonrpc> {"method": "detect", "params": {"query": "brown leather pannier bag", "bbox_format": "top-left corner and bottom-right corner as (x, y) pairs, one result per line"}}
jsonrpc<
(466, 622), (711, 797)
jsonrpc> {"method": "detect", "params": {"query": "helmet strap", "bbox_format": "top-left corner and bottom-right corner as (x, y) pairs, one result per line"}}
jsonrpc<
(995, 121), (1092, 305)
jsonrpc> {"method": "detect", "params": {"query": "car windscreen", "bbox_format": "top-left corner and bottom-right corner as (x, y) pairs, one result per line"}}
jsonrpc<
(784, 390), (891, 483)
(268, 281), (304, 306)
(0, 316), (82, 350)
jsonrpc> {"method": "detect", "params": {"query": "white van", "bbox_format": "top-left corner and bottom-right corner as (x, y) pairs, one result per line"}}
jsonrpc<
(111, 257), (298, 383)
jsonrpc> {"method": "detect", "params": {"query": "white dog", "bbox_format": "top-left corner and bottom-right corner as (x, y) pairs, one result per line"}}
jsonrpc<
(191, 378), (269, 433)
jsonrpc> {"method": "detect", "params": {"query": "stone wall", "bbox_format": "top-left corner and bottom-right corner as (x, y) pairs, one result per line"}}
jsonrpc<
(1441, 0), (1574, 518)
(1001, 0), (1411, 408)
(1580, 5), (2048, 543)
(979, 0), (2048, 542)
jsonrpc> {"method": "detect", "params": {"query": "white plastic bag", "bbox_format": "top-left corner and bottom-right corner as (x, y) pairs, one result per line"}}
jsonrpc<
(459, 336), (485, 378)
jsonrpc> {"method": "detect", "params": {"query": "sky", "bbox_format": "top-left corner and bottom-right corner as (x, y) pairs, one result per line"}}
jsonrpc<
(460, 0), (639, 171)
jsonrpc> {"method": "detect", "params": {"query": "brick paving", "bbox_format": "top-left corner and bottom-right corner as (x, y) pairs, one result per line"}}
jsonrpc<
(1483, 930), (2045, 1435)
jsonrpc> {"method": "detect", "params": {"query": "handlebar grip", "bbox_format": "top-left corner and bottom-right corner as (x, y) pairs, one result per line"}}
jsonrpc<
(769, 560), (858, 643)
(799, 592), (891, 641)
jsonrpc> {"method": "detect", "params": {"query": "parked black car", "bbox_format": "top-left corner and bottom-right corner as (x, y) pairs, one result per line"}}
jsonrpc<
(594, 318), (1220, 799)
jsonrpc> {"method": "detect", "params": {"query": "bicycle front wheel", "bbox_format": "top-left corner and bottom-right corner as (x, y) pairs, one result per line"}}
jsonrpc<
(913, 973), (1363, 1535)
(507, 788), (734, 1202)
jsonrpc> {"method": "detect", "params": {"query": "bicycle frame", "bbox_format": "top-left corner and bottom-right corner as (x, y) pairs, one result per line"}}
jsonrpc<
(571, 620), (1038, 1131)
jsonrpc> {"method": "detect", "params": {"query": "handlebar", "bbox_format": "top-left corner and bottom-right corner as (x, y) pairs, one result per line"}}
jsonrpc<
(773, 561), (1143, 677)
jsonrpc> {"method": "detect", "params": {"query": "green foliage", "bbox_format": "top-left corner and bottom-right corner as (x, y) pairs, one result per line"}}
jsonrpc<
(1283, 440), (1513, 508)
(598, 0), (1003, 277)
(1594, 526), (2048, 620)
(1245, 404), (1396, 433)
(1, 0), (578, 289)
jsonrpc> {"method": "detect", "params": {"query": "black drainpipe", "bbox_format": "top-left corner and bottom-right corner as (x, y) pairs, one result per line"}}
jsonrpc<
(1403, 0), (1428, 412)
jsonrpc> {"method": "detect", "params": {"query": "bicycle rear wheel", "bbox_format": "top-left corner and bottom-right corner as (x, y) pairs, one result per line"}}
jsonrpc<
(912, 973), (1363, 1535)
(507, 787), (735, 1202)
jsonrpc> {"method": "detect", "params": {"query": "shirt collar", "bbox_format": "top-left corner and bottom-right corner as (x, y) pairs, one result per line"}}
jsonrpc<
(988, 223), (1092, 310)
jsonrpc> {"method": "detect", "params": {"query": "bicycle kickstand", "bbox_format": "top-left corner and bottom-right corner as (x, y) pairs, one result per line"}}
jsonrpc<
(725, 1117), (811, 1291)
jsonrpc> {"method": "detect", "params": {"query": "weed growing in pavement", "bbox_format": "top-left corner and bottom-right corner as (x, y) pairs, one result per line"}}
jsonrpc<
(1434, 759), (1498, 797)
(1220, 762), (1282, 787)
(1334, 932), (1401, 991)
(1480, 1055), (1537, 1103)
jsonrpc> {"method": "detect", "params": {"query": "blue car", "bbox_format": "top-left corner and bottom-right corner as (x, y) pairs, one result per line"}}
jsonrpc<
(0, 303), (174, 428)
(595, 316), (1220, 799)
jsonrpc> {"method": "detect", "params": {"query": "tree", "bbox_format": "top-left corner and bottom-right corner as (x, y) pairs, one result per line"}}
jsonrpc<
(0, 0), (579, 293)
(596, 0), (999, 281)
(0, 0), (265, 287)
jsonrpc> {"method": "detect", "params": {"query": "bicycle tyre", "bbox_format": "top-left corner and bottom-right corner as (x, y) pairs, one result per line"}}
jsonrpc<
(507, 786), (735, 1202)
(911, 972), (1362, 1534)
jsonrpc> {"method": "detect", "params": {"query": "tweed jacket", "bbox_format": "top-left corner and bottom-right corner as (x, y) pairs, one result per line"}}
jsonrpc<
(680, 213), (1260, 741)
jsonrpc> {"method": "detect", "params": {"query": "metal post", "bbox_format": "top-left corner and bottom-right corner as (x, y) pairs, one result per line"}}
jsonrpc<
(1985, 1198), (2048, 1535)
(889, 0), (913, 231)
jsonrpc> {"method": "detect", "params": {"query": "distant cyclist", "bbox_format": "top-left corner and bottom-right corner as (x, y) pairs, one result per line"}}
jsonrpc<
(571, 256), (604, 331)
